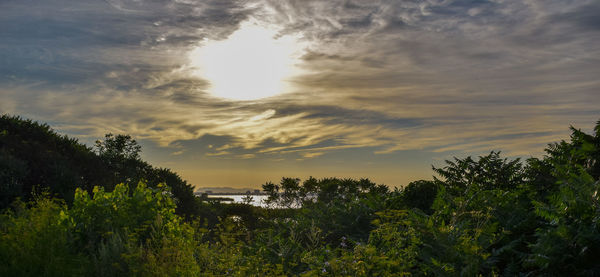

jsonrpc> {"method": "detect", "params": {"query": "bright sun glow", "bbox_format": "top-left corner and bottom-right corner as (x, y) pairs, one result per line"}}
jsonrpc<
(189, 21), (305, 101)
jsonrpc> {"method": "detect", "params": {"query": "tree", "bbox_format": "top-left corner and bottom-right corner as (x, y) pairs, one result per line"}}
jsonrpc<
(242, 192), (254, 205)
(401, 180), (438, 214)
(94, 133), (141, 161)
(0, 114), (104, 206)
(433, 151), (524, 194)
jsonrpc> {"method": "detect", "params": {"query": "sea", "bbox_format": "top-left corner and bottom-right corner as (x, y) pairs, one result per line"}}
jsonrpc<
(206, 194), (269, 207)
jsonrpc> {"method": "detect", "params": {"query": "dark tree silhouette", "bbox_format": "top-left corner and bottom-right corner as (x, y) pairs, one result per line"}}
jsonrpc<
(0, 114), (198, 218)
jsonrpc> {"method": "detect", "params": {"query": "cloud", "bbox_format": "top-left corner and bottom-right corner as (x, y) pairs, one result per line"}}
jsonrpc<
(250, 109), (276, 121)
(0, 0), (598, 179)
(0, 0), (254, 88)
(171, 150), (184, 156)
(301, 152), (324, 159)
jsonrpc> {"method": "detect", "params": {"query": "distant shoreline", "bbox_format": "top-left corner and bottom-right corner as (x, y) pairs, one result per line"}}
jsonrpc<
(194, 192), (265, 196)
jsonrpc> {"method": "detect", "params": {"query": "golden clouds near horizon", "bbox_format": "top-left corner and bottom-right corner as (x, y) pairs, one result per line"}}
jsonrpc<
(189, 21), (306, 101)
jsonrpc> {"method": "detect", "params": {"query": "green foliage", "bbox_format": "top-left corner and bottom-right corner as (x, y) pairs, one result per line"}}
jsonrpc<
(69, 182), (200, 276)
(528, 167), (600, 274)
(95, 133), (142, 161)
(0, 114), (103, 207)
(1, 116), (600, 275)
(0, 151), (27, 207)
(0, 183), (200, 276)
(399, 180), (438, 214)
(0, 114), (198, 218)
(70, 183), (176, 248)
(263, 177), (389, 245)
(0, 196), (87, 277)
(433, 151), (524, 193)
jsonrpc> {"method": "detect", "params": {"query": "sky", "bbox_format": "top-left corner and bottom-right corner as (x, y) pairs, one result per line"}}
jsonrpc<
(1, 0), (599, 190)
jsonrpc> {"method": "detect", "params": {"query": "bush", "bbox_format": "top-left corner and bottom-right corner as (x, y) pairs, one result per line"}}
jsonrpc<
(0, 196), (87, 277)
(0, 182), (200, 276)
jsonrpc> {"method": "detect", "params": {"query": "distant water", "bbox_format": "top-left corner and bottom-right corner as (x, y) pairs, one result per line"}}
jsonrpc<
(206, 195), (269, 207)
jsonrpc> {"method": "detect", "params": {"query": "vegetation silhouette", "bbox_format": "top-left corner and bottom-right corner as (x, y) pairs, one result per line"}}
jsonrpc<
(1, 114), (600, 275)
(0, 115), (196, 218)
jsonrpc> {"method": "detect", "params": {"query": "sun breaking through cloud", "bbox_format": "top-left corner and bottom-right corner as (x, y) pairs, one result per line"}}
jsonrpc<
(189, 20), (305, 101)
(1, 0), (599, 188)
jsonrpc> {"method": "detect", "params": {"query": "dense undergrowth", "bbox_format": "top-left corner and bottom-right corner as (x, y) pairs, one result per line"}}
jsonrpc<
(1, 115), (599, 276)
